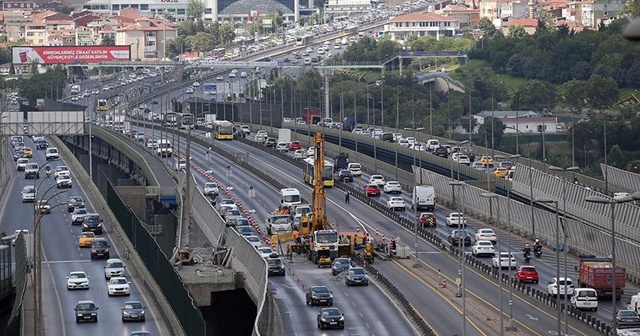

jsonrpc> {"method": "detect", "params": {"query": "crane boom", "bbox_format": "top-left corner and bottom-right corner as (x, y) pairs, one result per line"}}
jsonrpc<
(310, 133), (328, 234)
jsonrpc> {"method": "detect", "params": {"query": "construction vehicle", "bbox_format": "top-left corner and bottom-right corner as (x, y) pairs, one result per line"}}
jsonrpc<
(300, 133), (340, 264)
(338, 231), (374, 264)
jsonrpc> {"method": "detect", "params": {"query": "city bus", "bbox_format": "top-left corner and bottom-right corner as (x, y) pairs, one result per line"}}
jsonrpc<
(302, 158), (335, 187)
(162, 112), (178, 127)
(96, 99), (108, 111)
(212, 120), (234, 140)
(178, 113), (194, 130)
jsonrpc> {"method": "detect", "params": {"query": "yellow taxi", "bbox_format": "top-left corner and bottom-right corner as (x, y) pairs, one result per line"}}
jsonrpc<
(493, 167), (509, 178)
(24, 147), (33, 158)
(78, 232), (96, 248)
(480, 156), (494, 167)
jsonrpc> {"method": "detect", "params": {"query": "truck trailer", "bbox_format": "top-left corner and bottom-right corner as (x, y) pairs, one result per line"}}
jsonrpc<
(578, 256), (626, 299)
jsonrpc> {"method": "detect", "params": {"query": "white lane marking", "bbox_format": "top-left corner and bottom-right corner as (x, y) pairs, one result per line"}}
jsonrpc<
(42, 260), (91, 264)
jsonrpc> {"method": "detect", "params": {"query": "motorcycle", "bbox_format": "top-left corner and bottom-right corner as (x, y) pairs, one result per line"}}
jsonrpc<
(523, 252), (531, 263)
(534, 245), (542, 258)
(45, 170), (51, 178)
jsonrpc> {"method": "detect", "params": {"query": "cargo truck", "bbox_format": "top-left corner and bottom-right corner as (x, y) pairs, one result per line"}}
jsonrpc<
(278, 128), (291, 144)
(578, 256), (625, 299)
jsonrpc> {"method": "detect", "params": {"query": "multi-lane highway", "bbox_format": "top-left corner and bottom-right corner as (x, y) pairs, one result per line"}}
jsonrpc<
(126, 125), (421, 335)
(3, 136), (164, 335)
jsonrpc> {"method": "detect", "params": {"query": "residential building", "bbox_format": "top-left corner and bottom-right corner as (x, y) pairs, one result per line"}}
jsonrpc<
(501, 17), (538, 35)
(2, 0), (37, 11)
(75, 26), (94, 45)
(384, 12), (460, 43)
(2, 10), (31, 42)
(115, 15), (177, 60)
(87, 17), (128, 45)
(501, 117), (559, 134)
(24, 23), (46, 45)
(441, 4), (480, 28)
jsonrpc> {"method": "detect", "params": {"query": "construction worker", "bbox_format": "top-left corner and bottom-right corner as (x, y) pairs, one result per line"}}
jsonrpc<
(293, 229), (301, 245)
(344, 190), (350, 203)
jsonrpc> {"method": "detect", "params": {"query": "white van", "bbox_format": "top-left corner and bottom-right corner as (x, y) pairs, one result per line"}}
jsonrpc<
(156, 139), (173, 157)
(45, 147), (59, 160)
(426, 139), (440, 151)
(280, 188), (301, 207)
(629, 292), (640, 313)
(570, 288), (598, 311)
(347, 163), (362, 176)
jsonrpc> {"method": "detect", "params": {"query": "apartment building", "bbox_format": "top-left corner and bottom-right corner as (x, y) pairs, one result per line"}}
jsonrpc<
(115, 16), (177, 60)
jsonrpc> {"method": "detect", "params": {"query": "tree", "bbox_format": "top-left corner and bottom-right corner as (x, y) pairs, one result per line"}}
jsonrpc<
(189, 32), (215, 53)
(476, 117), (506, 147)
(217, 23), (236, 46)
(187, 0), (205, 20)
(101, 35), (115, 46)
(508, 25), (527, 39)
(584, 74), (619, 111)
(18, 69), (67, 106)
(476, 17), (496, 37)
(516, 80), (556, 112)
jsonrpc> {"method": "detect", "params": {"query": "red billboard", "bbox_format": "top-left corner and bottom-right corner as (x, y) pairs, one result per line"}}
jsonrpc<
(12, 46), (131, 65)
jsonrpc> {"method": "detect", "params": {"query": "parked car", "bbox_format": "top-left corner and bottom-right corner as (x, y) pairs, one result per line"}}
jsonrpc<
(417, 212), (436, 227)
(448, 230), (473, 246)
(515, 266), (539, 284)
(471, 240), (495, 257)
(364, 184), (381, 197)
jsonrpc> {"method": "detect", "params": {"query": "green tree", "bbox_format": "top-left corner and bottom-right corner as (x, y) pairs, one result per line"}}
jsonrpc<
(101, 35), (115, 46)
(187, 0), (205, 20)
(477, 117), (506, 147)
(584, 74), (619, 111)
(189, 32), (215, 52)
(18, 69), (67, 106)
(218, 23), (236, 46)
(508, 25), (527, 38)
(516, 80), (556, 112)
(476, 17), (496, 37)
(626, 160), (640, 173)
(621, 0), (640, 18)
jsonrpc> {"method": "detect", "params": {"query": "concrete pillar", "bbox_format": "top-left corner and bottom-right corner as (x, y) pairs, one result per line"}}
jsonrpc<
(295, 0), (300, 26)
(213, 0), (218, 22)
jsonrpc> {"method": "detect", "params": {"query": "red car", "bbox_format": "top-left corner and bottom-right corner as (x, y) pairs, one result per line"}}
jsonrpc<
(364, 184), (381, 197)
(515, 265), (539, 283)
(417, 213), (436, 227)
(288, 141), (302, 151)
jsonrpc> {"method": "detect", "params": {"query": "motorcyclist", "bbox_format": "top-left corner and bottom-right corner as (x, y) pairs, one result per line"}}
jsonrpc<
(45, 165), (51, 177)
(522, 244), (531, 256)
(533, 239), (542, 256)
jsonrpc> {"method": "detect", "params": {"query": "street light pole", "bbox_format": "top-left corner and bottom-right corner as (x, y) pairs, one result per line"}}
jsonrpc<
(481, 192), (503, 335)
(549, 165), (580, 334)
(405, 126), (424, 268)
(450, 181), (466, 335)
(585, 192), (640, 336)
(535, 197), (561, 335)
(506, 154), (521, 331)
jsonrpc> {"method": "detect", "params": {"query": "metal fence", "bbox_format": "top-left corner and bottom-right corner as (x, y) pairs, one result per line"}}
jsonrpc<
(419, 166), (640, 283)
(602, 163), (640, 194)
(105, 179), (205, 336)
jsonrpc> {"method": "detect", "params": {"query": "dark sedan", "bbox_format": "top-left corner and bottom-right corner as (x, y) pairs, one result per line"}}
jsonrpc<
(121, 300), (146, 322)
(337, 169), (353, 182)
(235, 225), (254, 236)
(448, 230), (473, 246)
(317, 307), (345, 330)
(306, 286), (333, 306)
(345, 267), (369, 286)
(68, 196), (85, 212)
(331, 258), (351, 275)
(616, 310), (640, 326)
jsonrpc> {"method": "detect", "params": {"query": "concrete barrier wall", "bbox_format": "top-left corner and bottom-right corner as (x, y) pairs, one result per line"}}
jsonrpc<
(190, 185), (226, 246)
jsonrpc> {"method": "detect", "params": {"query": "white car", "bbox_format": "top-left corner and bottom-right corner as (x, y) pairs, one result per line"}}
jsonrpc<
(146, 140), (158, 148)
(412, 143), (426, 151)
(216, 75), (224, 81)
(386, 197), (406, 211)
(218, 199), (237, 211)
(174, 159), (186, 171)
(369, 175), (385, 187)
(492, 252), (517, 269)
(72, 208), (88, 224)
(293, 149), (305, 159)
(203, 182), (219, 196)
(475, 228), (497, 243)
(16, 158), (29, 171)
(257, 246), (274, 259)
(240, 125), (251, 134)
(244, 235), (262, 248)
(54, 166), (70, 179)
(56, 174), (72, 189)
(454, 154), (471, 165)
(306, 147), (314, 157)
(383, 181), (402, 194)
(66, 271), (90, 290)
(186, 87), (195, 94)
(275, 142), (289, 152)
(445, 213), (467, 227)
(107, 276), (131, 296)
(192, 81), (200, 87)
(547, 277), (575, 296)
(471, 240), (496, 257)
(104, 258), (126, 279)
(21, 186), (35, 203)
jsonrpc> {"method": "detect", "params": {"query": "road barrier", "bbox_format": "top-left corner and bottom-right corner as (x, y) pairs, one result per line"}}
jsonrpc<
(602, 163), (640, 193)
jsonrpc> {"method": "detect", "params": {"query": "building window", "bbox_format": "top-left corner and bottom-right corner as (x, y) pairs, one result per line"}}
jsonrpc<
(140, 4), (148, 10)
(177, 9), (185, 15)
(145, 32), (155, 37)
(112, 4), (119, 10)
